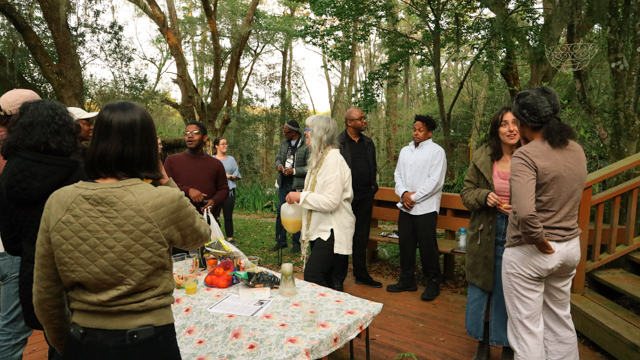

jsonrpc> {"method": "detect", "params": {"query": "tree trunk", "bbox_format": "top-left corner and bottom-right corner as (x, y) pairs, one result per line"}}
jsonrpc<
(128, 0), (260, 137)
(0, 0), (85, 107)
(279, 36), (290, 125)
(606, 0), (640, 161)
(346, 22), (359, 107)
(321, 43), (334, 111)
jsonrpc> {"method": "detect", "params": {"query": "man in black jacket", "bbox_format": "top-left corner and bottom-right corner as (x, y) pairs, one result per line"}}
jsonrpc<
(339, 108), (382, 288)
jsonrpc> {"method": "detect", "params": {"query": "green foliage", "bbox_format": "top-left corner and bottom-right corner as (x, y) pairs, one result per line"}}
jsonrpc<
(235, 184), (279, 213)
(394, 353), (418, 360)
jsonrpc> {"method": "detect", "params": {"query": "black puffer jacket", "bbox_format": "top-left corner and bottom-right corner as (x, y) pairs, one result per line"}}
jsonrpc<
(0, 151), (86, 329)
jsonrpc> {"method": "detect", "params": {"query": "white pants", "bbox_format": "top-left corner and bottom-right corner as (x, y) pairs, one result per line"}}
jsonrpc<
(502, 237), (581, 360)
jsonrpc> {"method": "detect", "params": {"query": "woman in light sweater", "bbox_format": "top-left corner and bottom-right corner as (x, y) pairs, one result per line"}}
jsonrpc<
(213, 137), (241, 244)
(503, 86), (587, 360)
(285, 115), (355, 291)
(33, 102), (211, 359)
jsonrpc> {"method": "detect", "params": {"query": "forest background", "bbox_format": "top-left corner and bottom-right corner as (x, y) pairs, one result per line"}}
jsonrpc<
(2, 0), (640, 213)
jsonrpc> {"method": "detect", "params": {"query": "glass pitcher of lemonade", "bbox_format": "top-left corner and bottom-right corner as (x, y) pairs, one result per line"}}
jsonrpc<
(281, 203), (303, 233)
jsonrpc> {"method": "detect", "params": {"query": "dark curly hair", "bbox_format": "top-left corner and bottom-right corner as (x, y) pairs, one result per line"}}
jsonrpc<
(85, 102), (162, 181)
(488, 107), (521, 161)
(0, 100), (79, 159)
(414, 114), (437, 132)
(512, 86), (576, 148)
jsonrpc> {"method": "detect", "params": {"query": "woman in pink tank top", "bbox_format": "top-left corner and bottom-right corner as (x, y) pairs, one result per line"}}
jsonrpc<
(461, 107), (520, 360)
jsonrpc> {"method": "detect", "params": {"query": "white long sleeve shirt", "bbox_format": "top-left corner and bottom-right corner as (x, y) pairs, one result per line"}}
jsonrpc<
(394, 139), (447, 215)
(299, 149), (355, 255)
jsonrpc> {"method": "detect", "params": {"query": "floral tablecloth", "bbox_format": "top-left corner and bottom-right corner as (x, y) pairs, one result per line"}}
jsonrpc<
(172, 270), (383, 360)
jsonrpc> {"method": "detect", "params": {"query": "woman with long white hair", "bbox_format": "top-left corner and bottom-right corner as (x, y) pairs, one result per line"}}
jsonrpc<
(286, 115), (355, 291)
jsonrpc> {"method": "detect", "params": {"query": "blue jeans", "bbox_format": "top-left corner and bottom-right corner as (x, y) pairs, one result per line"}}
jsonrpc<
(275, 181), (300, 247)
(0, 252), (33, 360)
(465, 212), (509, 346)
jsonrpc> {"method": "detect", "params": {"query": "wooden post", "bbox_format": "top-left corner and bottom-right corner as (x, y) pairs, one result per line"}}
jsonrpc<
(443, 209), (456, 283)
(592, 202), (605, 262)
(626, 187), (638, 246)
(572, 186), (592, 294)
(608, 195), (621, 254)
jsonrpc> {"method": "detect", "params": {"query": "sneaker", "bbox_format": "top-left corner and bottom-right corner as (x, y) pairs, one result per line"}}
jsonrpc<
(227, 239), (237, 246)
(421, 280), (440, 301)
(269, 243), (287, 252)
(355, 278), (383, 288)
(386, 282), (418, 293)
(290, 245), (301, 254)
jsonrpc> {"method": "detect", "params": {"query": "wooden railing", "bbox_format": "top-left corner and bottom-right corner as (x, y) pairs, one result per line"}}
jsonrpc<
(571, 152), (640, 294)
(373, 152), (640, 295)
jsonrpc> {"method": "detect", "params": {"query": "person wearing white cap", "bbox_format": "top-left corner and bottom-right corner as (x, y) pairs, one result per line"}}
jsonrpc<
(0, 88), (40, 360)
(68, 107), (98, 142)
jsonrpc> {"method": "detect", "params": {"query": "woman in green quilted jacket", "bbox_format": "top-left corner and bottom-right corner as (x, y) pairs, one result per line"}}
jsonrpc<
(32, 102), (211, 360)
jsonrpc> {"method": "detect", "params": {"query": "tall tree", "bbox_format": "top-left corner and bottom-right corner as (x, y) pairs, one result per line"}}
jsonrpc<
(604, 0), (640, 158)
(128, 0), (260, 136)
(0, 0), (84, 106)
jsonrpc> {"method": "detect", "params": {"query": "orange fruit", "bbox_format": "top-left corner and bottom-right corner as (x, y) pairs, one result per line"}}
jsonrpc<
(213, 267), (225, 276)
(218, 274), (232, 288)
(205, 274), (217, 287)
(207, 258), (218, 267)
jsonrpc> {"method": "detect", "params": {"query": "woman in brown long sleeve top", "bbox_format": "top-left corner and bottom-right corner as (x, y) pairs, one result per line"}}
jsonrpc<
(502, 86), (587, 360)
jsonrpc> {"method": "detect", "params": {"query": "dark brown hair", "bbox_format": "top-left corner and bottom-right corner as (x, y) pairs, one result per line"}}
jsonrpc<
(85, 101), (162, 180)
(488, 107), (519, 162)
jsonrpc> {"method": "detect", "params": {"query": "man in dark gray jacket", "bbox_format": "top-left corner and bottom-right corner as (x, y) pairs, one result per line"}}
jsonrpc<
(338, 108), (381, 288)
(270, 120), (310, 254)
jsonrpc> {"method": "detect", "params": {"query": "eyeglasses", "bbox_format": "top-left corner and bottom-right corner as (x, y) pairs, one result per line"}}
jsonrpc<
(183, 130), (202, 136)
(304, 128), (312, 132)
(349, 116), (366, 122)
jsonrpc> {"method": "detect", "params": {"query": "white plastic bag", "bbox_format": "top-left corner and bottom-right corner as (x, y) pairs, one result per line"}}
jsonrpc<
(203, 208), (248, 263)
(204, 208), (225, 241)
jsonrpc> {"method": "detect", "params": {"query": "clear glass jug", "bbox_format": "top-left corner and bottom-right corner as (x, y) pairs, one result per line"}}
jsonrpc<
(279, 263), (297, 297)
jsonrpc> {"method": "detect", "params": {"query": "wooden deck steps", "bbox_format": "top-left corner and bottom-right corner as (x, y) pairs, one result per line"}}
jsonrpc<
(591, 268), (640, 303)
(628, 251), (640, 265)
(571, 290), (640, 360)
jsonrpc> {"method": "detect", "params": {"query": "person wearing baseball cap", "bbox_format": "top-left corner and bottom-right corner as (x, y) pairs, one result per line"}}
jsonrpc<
(0, 88), (40, 360)
(68, 107), (99, 142)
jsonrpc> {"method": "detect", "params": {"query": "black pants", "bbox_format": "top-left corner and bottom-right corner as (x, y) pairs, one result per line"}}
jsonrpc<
(304, 231), (349, 291)
(351, 195), (374, 281)
(398, 211), (442, 284)
(62, 323), (181, 360)
(222, 189), (236, 238)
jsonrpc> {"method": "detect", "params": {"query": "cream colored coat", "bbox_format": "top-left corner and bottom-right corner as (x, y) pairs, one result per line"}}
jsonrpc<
(299, 149), (355, 255)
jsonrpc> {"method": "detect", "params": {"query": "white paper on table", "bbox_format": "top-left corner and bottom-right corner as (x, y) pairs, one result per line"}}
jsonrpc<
(238, 284), (271, 301)
(207, 293), (273, 317)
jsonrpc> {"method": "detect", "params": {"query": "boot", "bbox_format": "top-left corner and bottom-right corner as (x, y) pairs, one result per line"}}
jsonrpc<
(501, 346), (514, 360)
(472, 322), (490, 360)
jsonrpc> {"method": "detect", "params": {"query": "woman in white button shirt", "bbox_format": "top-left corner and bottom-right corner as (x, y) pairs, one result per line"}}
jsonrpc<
(286, 115), (355, 291)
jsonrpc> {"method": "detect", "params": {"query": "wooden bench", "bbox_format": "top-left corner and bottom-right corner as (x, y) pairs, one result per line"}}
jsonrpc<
(367, 188), (471, 282)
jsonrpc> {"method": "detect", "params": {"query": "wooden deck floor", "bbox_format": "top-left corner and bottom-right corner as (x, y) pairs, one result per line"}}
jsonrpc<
(22, 276), (606, 360)
(329, 276), (607, 360)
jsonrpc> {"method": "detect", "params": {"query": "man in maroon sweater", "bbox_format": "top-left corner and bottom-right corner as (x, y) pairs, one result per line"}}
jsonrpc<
(164, 121), (229, 219)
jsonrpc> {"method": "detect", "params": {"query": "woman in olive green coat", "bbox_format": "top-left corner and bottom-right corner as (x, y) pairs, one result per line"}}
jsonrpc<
(460, 107), (519, 360)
